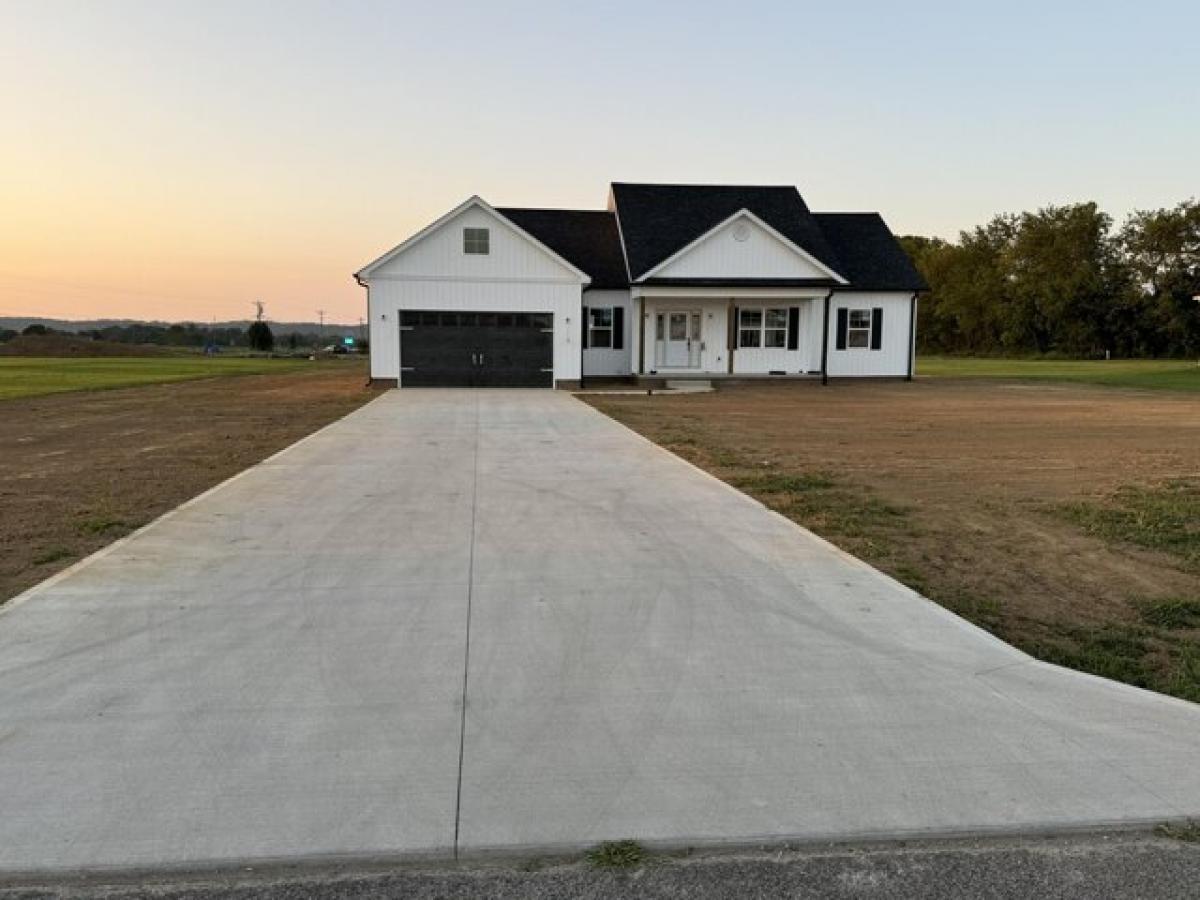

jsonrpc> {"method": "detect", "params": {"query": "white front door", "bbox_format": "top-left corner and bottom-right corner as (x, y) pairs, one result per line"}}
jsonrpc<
(661, 310), (702, 368)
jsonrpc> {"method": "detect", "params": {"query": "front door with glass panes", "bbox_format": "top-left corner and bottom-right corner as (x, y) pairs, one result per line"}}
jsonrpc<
(659, 310), (702, 368)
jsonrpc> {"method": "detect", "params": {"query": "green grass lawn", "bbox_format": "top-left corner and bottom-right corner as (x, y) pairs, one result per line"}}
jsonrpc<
(0, 357), (318, 400)
(918, 357), (1200, 392)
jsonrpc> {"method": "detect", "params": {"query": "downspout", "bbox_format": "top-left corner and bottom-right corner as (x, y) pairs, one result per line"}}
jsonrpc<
(906, 291), (919, 382)
(578, 278), (595, 390)
(354, 272), (373, 387)
(819, 289), (834, 386)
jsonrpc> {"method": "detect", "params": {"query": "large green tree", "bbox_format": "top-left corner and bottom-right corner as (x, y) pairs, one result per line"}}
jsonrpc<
(1119, 200), (1200, 356)
(1003, 203), (1121, 356)
(903, 197), (1199, 358)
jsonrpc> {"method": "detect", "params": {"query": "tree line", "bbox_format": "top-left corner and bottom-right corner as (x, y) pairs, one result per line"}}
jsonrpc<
(900, 200), (1200, 357)
(1, 321), (364, 352)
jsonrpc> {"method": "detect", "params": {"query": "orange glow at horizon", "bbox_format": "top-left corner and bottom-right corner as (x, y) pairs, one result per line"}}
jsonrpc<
(4, 3), (1196, 324)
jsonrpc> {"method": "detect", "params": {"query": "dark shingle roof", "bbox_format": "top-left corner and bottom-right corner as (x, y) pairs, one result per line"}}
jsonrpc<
(610, 183), (844, 280)
(496, 208), (628, 288)
(497, 191), (926, 294)
(812, 213), (928, 292)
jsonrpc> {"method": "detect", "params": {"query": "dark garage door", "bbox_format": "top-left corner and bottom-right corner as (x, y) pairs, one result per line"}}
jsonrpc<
(398, 310), (554, 387)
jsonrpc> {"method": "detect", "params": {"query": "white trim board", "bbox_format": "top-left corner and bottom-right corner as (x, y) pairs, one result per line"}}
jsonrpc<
(356, 196), (592, 284)
(632, 286), (831, 300)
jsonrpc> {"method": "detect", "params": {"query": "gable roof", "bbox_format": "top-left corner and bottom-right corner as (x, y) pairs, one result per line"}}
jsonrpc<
(610, 183), (844, 281)
(355, 196), (590, 283)
(495, 208), (628, 289)
(812, 213), (929, 292)
(638, 208), (848, 284)
(355, 187), (927, 295)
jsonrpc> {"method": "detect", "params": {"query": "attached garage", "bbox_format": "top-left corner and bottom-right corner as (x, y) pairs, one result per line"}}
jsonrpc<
(356, 196), (593, 389)
(398, 310), (554, 387)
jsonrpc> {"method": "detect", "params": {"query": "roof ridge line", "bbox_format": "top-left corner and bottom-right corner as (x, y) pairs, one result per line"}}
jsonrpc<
(610, 181), (800, 189)
(497, 206), (612, 213)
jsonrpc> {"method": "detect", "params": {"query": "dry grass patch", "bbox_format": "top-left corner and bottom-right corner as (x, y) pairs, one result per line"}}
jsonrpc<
(584, 380), (1200, 702)
(1, 363), (379, 602)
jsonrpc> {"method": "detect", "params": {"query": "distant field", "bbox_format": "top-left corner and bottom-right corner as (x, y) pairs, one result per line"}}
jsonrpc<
(0, 357), (321, 400)
(918, 356), (1200, 392)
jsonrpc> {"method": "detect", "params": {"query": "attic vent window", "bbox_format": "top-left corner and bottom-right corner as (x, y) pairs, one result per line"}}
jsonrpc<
(732, 222), (751, 242)
(463, 227), (490, 254)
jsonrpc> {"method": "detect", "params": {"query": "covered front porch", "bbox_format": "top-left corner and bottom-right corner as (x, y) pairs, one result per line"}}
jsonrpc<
(631, 286), (831, 377)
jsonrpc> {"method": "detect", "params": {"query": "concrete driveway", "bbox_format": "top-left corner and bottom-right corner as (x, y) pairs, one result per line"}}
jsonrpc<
(1, 390), (1198, 873)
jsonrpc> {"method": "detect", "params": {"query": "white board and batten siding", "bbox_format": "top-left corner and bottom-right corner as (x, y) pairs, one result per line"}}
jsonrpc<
(651, 214), (834, 280)
(582, 289), (632, 377)
(363, 204), (586, 383)
(825, 292), (914, 378)
(732, 300), (824, 374)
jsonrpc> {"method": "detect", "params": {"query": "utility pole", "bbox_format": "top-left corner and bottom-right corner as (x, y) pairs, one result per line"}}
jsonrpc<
(252, 300), (265, 321)
(317, 309), (326, 342)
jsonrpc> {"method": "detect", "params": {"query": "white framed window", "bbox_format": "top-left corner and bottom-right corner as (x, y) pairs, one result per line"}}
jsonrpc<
(764, 308), (788, 348)
(588, 306), (613, 348)
(738, 309), (762, 348)
(847, 308), (872, 348)
(463, 227), (490, 254)
(738, 307), (789, 349)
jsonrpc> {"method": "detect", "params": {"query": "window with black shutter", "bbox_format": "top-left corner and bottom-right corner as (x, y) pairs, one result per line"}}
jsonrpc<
(586, 306), (614, 349)
(786, 307), (800, 350)
(839, 307), (884, 350)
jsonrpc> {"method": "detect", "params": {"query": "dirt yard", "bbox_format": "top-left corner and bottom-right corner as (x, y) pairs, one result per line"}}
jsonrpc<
(584, 379), (1200, 700)
(0, 364), (382, 602)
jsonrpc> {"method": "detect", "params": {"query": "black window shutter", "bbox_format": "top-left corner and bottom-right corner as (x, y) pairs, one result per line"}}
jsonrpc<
(836, 308), (848, 350)
(581, 306), (589, 350)
(786, 307), (800, 350)
(871, 307), (883, 350)
(612, 306), (624, 350)
(730, 307), (739, 348)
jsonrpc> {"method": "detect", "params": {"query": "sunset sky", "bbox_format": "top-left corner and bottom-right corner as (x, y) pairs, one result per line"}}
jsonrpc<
(2, 0), (1197, 324)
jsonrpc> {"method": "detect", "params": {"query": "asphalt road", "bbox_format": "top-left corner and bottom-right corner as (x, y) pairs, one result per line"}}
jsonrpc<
(4, 834), (1199, 900)
(1, 390), (1198, 873)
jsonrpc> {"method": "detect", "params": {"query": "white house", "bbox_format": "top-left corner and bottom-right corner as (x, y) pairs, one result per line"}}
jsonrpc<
(355, 183), (927, 387)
